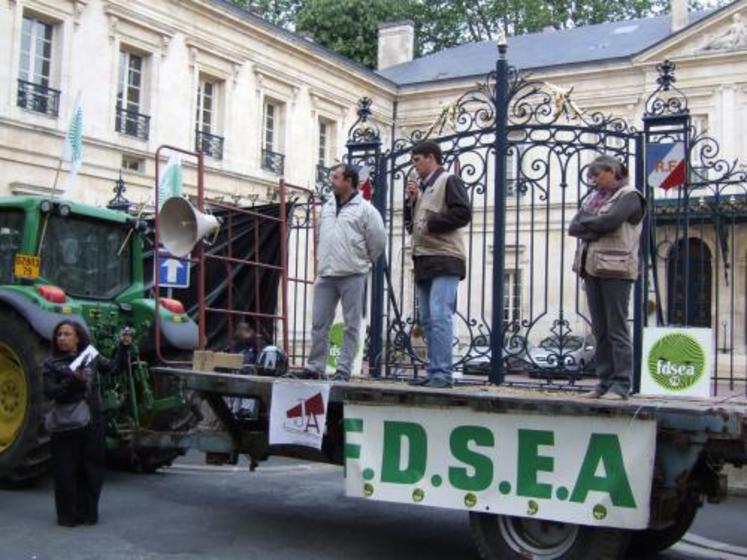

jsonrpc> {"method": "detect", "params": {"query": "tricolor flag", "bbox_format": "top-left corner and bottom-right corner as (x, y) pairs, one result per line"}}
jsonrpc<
(646, 142), (686, 191)
(157, 153), (183, 209)
(61, 91), (83, 192)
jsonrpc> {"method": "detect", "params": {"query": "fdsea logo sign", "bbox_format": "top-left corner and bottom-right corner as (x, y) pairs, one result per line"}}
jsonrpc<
(344, 405), (656, 529)
(640, 327), (712, 398)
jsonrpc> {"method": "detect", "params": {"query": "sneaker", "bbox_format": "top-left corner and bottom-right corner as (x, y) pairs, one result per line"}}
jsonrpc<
(580, 387), (605, 399)
(408, 377), (429, 386)
(332, 371), (350, 382)
(600, 390), (629, 401)
(423, 377), (453, 389)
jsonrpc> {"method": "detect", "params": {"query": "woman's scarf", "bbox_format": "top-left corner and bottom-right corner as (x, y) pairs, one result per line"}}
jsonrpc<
(585, 182), (622, 213)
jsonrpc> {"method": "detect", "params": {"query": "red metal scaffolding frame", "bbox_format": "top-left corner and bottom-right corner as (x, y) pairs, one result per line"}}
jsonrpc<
(153, 145), (317, 367)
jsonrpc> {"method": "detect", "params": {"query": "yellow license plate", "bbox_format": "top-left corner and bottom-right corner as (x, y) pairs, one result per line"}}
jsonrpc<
(14, 254), (41, 280)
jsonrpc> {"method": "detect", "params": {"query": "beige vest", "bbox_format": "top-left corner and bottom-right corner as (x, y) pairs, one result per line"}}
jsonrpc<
(572, 186), (645, 280)
(411, 171), (466, 261)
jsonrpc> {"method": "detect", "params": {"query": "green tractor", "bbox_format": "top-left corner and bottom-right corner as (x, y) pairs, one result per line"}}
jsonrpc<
(0, 195), (198, 486)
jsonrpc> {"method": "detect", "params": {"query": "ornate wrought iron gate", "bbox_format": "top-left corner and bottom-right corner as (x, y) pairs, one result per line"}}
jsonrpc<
(345, 51), (746, 395)
(347, 45), (641, 387)
(643, 61), (747, 396)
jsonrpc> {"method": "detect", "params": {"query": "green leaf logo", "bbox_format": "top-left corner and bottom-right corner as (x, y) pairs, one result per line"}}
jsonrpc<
(647, 333), (705, 391)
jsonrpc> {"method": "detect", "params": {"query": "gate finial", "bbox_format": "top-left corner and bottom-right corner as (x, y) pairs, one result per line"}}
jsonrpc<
(347, 97), (381, 147)
(644, 59), (689, 117)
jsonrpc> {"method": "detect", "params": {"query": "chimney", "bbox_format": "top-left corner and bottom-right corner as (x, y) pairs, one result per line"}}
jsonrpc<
(671, 0), (688, 32)
(377, 21), (415, 70)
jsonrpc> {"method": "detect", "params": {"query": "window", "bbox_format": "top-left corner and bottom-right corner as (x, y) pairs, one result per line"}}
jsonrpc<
(691, 114), (708, 137)
(196, 79), (216, 135)
(261, 100), (284, 174)
(316, 119), (331, 187)
(116, 50), (150, 140)
(17, 15), (59, 117)
(121, 155), (145, 173)
(503, 270), (522, 331)
(318, 121), (328, 166)
(264, 101), (276, 152)
(689, 114), (709, 184)
(40, 216), (131, 299)
(506, 147), (526, 199)
(0, 210), (25, 284)
(195, 78), (223, 159)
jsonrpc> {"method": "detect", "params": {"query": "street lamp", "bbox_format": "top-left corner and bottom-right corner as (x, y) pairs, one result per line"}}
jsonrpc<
(107, 171), (132, 213)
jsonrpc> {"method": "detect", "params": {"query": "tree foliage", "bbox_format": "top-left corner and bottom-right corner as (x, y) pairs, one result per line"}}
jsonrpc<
(227, 0), (724, 68)
(294, 0), (413, 68)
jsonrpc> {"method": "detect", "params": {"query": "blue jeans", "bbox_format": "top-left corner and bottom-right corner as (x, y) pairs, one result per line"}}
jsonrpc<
(416, 275), (459, 381)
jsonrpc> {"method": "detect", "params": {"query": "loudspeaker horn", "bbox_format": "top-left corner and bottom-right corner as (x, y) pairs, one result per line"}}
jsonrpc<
(159, 197), (220, 257)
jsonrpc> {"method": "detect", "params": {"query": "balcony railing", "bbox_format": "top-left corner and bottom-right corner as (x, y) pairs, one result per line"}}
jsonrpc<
(115, 104), (150, 141)
(17, 79), (60, 117)
(261, 148), (285, 175)
(195, 128), (224, 160)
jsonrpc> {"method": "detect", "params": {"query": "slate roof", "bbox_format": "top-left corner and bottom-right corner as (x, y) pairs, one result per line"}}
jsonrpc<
(378, 12), (713, 86)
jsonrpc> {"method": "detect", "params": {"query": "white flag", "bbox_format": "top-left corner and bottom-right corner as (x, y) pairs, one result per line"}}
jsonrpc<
(62, 91), (83, 192)
(158, 153), (183, 209)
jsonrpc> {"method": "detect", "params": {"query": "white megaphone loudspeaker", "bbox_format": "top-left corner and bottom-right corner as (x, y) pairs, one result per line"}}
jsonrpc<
(159, 197), (220, 257)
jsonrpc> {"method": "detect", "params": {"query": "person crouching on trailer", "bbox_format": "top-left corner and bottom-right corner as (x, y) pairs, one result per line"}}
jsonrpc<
(302, 163), (386, 381)
(569, 155), (646, 400)
(43, 320), (130, 527)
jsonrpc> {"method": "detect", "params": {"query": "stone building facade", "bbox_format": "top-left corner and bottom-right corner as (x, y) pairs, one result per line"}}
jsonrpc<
(1, 0), (746, 378)
(0, 0), (395, 205)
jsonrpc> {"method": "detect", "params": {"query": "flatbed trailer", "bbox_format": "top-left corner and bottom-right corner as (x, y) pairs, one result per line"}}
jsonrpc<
(144, 366), (747, 560)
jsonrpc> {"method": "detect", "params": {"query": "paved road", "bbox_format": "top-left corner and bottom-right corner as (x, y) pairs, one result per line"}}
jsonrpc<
(1, 454), (745, 560)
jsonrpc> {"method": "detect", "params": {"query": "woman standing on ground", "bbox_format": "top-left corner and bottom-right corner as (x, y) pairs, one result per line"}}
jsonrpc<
(569, 155), (646, 399)
(43, 320), (130, 526)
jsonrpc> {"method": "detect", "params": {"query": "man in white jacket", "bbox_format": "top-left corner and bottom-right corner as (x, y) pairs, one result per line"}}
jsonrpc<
(302, 163), (386, 381)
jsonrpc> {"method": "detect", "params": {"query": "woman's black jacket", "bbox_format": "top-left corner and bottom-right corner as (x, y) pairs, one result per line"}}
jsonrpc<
(42, 346), (128, 424)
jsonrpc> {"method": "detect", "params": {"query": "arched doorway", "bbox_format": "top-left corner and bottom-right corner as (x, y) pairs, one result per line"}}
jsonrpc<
(667, 237), (712, 327)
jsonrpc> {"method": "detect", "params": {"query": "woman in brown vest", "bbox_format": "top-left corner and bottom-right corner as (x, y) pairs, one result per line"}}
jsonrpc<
(569, 155), (646, 399)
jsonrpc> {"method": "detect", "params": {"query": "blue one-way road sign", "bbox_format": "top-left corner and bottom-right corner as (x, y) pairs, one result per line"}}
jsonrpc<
(157, 252), (190, 289)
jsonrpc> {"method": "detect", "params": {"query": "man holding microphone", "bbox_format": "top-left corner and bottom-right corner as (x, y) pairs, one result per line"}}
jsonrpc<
(404, 141), (471, 388)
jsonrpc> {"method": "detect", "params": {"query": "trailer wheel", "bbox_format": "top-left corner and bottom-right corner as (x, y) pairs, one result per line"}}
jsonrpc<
(0, 311), (51, 487)
(470, 512), (630, 560)
(628, 496), (699, 555)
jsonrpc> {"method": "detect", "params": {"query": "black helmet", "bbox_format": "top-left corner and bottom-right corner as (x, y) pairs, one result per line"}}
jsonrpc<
(255, 345), (288, 376)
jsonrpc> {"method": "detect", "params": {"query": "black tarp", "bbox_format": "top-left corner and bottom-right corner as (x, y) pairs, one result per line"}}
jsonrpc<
(144, 203), (286, 350)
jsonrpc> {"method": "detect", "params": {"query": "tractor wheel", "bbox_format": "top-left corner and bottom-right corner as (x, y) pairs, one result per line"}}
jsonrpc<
(0, 311), (51, 487)
(627, 495), (700, 555)
(470, 512), (630, 560)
